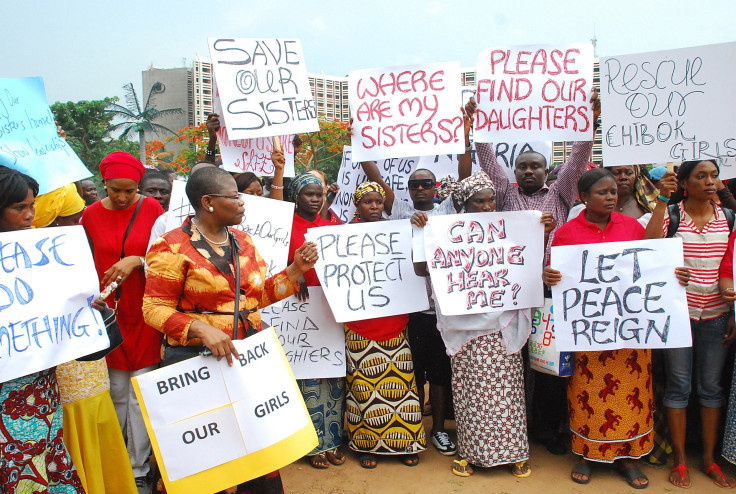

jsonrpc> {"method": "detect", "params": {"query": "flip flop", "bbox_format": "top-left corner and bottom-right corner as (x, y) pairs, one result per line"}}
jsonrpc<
(452, 459), (474, 477)
(705, 462), (735, 488)
(359, 453), (377, 469)
(571, 461), (592, 484)
(325, 448), (346, 466)
(669, 464), (691, 489)
(619, 465), (649, 489)
(308, 453), (329, 469)
(510, 461), (531, 478)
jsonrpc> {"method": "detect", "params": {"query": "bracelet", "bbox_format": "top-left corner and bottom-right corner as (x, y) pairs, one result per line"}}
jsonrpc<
(270, 184), (284, 190)
(465, 145), (472, 152)
(657, 194), (670, 202)
(204, 148), (216, 156)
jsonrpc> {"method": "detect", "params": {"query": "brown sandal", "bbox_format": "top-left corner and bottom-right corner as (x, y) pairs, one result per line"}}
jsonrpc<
(309, 453), (329, 469)
(325, 448), (346, 466)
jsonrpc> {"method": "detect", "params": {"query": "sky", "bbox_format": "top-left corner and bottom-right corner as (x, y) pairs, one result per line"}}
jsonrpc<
(3, 0), (735, 104)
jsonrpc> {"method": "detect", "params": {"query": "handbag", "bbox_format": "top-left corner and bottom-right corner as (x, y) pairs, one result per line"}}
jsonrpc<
(78, 196), (144, 361)
(160, 230), (258, 367)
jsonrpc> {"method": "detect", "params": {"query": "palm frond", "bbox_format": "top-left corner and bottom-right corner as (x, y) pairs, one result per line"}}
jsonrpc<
(147, 107), (185, 121)
(104, 103), (138, 119)
(122, 83), (143, 116)
(149, 122), (178, 137)
(144, 81), (166, 110)
(107, 121), (138, 138)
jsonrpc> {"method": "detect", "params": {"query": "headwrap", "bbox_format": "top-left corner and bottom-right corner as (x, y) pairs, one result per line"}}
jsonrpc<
(353, 182), (386, 219)
(99, 152), (145, 182)
(633, 165), (658, 214)
(31, 183), (86, 228)
(437, 171), (494, 204)
(286, 172), (322, 202)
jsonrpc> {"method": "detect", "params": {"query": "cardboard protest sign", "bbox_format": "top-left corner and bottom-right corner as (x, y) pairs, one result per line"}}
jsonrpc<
(528, 299), (573, 377)
(0, 226), (109, 382)
(423, 211), (544, 315)
(551, 238), (691, 351)
(0, 77), (91, 194)
(165, 185), (292, 277)
(600, 42), (736, 173)
(207, 38), (319, 139)
(213, 86), (295, 176)
(132, 327), (317, 493)
(260, 287), (345, 379)
(330, 146), (418, 223)
(474, 44), (594, 143)
(349, 62), (464, 162)
(305, 220), (429, 322)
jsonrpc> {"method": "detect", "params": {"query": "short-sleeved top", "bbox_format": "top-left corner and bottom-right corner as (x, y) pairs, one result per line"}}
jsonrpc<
(551, 210), (645, 251)
(389, 197), (455, 221)
(289, 213), (332, 286)
(662, 201), (731, 320)
(719, 229), (736, 279)
(82, 196), (164, 371)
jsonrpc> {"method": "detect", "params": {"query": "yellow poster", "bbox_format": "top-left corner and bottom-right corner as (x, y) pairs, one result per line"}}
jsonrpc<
(132, 327), (317, 494)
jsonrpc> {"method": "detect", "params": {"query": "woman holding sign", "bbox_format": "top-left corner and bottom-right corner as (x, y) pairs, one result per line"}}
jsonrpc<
(342, 182), (427, 469)
(645, 160), (736, 489)
(545, 168), (689, 489)
(143, 166), (318, 493)
(0, 166), (86, 493)
(413, 171), (553, 479)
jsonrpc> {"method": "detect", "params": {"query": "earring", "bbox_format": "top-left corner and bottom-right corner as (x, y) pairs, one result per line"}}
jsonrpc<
(208, 207), (214, 212)
(683, 189), (688, 197)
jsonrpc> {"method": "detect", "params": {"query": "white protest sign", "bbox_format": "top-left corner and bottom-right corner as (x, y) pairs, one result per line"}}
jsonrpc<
(260, 287), (345, 379)
(349, 62), (464, 162)
(208, 38), (319, 139)
(551, 238), (691, 351)
(165, 184), (292, 278)
(474, 44), (594, 143)
(600, 42), (736, 173)
(213, 85), (295, 176)
(132, 328), (314, 485)
(0, 226), (109, 382)
(330, 146), (418, 224)
(0, 77), (92, 194)
(424, 211), (544, 315)
(305, 220), (429, 322)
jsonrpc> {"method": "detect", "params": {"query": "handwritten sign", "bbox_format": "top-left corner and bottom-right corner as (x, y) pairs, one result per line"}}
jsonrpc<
(0, 77), (91, 194)
(474, 44), (594, 143)
(305, 220), (429, 322)
(213, 86), (295, 176)
(600, 42), (736, 172)
(349, 62), (464, 162)
(132, 328), (317, 493)
(207, 38), (319, 139)
(165, 184), (292, 277)
(551, 238), (691, 351)
(423, 211), (544, 315)
(528, 299), (573, 377)
(260, 287), (345, 379)
(330, 146), (418, 223)
(0, 226), (109, 382)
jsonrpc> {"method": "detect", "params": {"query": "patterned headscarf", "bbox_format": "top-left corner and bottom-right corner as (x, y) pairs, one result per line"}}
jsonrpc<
(633, 165), (658, 214)
(437, 171), (494, 204)
(286, 172), (322, 202)
(353, 181), (385, 219)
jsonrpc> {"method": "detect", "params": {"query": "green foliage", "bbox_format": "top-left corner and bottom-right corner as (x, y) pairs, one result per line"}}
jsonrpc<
(51, 97), (138, 179)
(296, 117), (349, 183)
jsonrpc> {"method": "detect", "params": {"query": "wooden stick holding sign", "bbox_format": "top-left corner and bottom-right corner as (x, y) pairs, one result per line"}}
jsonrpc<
(272, 136), (282, 153)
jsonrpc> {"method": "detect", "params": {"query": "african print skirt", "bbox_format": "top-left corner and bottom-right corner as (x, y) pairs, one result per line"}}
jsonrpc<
(298, 377), (346, 455)
(344, 326), (426, 455)
(723, 362), (736, 465)
(0, 369), (85, 493)
(568, 350), (654, 463)
(451, 332), (529, 467)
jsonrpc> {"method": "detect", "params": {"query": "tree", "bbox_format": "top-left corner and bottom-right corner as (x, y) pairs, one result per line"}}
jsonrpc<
(296, 117), (350, 182)
(146, 122), (210, 176)
(105, 82), (184, 166)
(51, 98), (138, 179)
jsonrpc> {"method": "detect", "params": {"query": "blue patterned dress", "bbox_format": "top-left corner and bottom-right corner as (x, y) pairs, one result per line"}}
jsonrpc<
(298, 378), (346, 454)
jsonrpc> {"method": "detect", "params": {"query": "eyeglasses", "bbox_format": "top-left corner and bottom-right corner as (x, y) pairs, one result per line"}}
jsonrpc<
(407, 179), (436, 190)
(207, 193), (243, 201)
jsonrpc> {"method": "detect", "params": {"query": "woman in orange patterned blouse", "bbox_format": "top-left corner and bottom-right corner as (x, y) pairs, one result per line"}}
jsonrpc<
(143, 166), (318, 494)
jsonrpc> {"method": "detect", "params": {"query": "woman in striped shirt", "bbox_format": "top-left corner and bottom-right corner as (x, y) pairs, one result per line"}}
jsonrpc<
(644, 160), (736, 489)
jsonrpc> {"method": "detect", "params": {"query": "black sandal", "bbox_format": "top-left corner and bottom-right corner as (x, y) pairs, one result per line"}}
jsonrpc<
(571, 461), (592, 484)
(620, 465), (648, 489)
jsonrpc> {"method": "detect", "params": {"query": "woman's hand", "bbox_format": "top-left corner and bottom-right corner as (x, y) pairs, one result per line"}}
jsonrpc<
(461, 101), (474, 139)
(540, 212), (556, 235)
(271, 149), (285, 172)
(294, 241), (319, 273)
(295, 276), (310, 301)
(464, 96), (477, 122)
(410, 211), (429, 228)
(590, 87), (601, 122)
(101, 256), (142, 286)
(657, 171), (678, 199)
(675, 267), (690, 286)
(724, 314), (736, 348)
(196, 323), (240, 366)
(543, 266), (562, 286)
(722, 287), (736, 303)
(325, 183), (340, 205)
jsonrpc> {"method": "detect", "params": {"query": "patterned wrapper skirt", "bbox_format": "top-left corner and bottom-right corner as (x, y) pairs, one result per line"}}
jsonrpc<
(298, 378), (346, 455)
(568, 350), (654, 462)
(723, 362), (736, 465)
(0, 369), (85, 493)
(344, 327), (426, 455)
(451, 332), (529, 467)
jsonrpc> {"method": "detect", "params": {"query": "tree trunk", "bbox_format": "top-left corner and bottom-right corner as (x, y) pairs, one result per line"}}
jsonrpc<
(138, 129), (146, 167)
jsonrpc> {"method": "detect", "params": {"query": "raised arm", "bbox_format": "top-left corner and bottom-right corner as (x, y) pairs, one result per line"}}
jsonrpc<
(458, 105), (474, 180)
(203, 113), (220, 164)
(269, 149), (285, 201)
(360, 161), (395, 215)
(644, 171), (677, 239)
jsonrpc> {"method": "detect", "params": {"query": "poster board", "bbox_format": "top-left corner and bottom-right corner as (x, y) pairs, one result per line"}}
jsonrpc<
(0, 226), (109, 382)
(132, 327), (317, 494)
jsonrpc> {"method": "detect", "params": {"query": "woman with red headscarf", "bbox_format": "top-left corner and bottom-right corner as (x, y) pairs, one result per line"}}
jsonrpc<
(81, 152), (164, 492)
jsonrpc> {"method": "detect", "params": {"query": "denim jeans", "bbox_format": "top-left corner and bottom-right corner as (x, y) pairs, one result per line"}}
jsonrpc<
(663, 313), (730, 409)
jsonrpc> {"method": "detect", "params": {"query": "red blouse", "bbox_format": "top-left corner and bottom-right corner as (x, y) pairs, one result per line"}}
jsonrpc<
(82, 197), (164, 371)
(289, 213), (332, 286)
(551, 210), (645, 251)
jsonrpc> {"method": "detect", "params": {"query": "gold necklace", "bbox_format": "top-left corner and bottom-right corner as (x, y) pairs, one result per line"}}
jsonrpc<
(192, 220), (229, 245)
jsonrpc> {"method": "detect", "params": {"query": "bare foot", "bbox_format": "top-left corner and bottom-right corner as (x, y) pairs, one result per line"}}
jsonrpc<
(669, 464), (691, 489)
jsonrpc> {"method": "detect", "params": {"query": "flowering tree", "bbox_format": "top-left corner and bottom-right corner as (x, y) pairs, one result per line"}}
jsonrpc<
(146, 123), (209, 176)
(296, 117), (349, 182)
